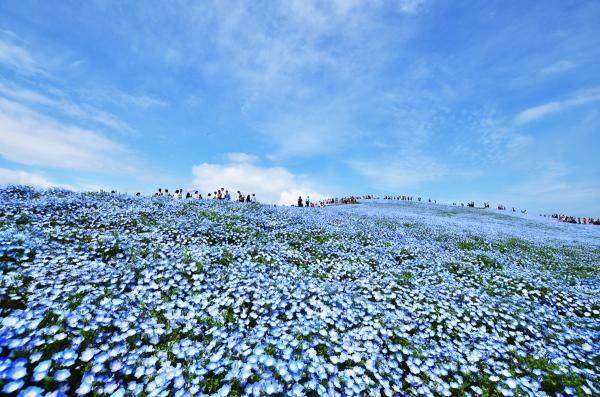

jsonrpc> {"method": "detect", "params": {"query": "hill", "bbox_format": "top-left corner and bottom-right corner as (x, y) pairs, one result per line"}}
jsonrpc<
(0, 186), (598, 396)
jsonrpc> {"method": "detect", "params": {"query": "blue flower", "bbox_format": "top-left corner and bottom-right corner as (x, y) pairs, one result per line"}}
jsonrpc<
(3, 380), (24, 393)
(7, 365), (27, 380)
(17, 386), (45, 397)
(53, 369), (71, 382)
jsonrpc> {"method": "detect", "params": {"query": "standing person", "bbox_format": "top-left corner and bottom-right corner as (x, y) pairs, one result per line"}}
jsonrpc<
(298, 196), (303, 207)
(194, 191), (200, 199)
(216, 190), (222, 200)
(225, 190), (231, 201)
(246, 194), (251, 203)
(252, 193), (256, 202)
(165, 189), (169, 197)
(305, 196), (310, 207)
(156, 188), (163, 196)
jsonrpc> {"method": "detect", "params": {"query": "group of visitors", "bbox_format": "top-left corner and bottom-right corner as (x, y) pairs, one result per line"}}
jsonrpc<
(384, 195), (416, 201)
(296, 196), (360, 208)
(134, 189), (598, 224)
(542, 214), (600, 225)
(383, 195), (438, 203)
(333, 196), (359, 204)
(452, 202), (527, 214)
(152, 188), (257, 203)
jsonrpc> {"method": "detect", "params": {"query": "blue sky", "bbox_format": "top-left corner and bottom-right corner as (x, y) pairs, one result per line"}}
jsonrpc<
(0, 0), (599, 215)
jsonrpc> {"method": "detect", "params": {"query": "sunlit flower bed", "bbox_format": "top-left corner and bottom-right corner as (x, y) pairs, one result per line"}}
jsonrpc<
(1, 186), (598, 396)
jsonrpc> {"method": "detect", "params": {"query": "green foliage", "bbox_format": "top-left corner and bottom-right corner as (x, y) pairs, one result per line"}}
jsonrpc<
(139, 212), (157, 227)
(458, 237), (487, 251)
(181, 247), (193, 264)
(520, 355), (586, 395)
(315, 343), (329, 358)
(202, 371), (226, 394)
(475, 255), (503, 271)
(222, 307), (236, 324)
(394, 248), (416, 264)
(494, 237), (530, 253)
(196, 315), (223, 328)
(15, 214), (29, 225)
(214, 249), (235, 266)
(263, 344), (276, 356)
(229, 378), (244, 397)
(67, 291), (86, 309)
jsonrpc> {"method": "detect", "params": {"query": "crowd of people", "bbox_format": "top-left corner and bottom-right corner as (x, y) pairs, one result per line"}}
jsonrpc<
(447, 201), (528, 213)
(543, 214), (600, 225)
(150, 188), (257, 203)
(384, 195), (437, 203)
(125, 189), (598, 224)
(296, 196), (361, 207)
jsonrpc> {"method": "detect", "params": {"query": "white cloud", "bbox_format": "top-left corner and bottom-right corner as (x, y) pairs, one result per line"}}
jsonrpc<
(0, 167), (73, 189)
(476, 116), (533, 160)
(541, 60), (575, 75)
(0, 79), (131, 132)
(117, 93), (168, 109)
(504, 162), (600, 216)
(349, 155), (447, 190)
(259, 112), (353, 157)
(0, 97), (133, 172)
(226, 152), (259, 163)
(191, 159), (324, 205)
(0, 33), (45, 76)
(398, 0), (426, 14)
(515, 87), (600, 124)
(84, 88), (168, 109)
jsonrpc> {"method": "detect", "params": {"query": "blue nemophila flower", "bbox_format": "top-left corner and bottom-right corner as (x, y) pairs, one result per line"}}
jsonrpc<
(17, 386), (45, 397)
(0, 187), (598, 395)
(53, 369), (71, 382)
(3, 380), (25, 393)
(75, 382), (92, 395)
(7, 365), (27, 380)
(80, 349), (95, 362)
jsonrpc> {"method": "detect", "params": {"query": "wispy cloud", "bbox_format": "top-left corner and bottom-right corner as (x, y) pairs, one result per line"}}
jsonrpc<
(226, 152), (259, 163)
(515, 87), (600, 124)
(349, 154), (448, 190)
(184, 0), (425, 157)
(0, 167), (74, 189)
(0, 97), (134, 172)
(82, 87), (168, 109)
(540, 60), (575, 76)
(0, 31), (45, 76)
(0, 79), (131, 132)
(505, 161), (600, 216)
(398, 0), (427, 14)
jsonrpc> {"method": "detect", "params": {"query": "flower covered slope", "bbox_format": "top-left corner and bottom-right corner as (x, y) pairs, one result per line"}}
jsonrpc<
(0, 186), (598, 397)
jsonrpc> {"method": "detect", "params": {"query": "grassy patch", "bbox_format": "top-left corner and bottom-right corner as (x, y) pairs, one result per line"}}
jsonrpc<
(458, 237), (487, 251)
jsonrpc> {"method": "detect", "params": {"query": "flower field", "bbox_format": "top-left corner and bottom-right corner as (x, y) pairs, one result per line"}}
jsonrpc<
(0, 186), (598, 396)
